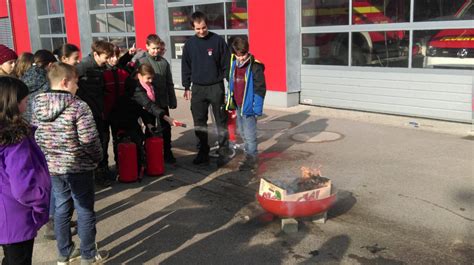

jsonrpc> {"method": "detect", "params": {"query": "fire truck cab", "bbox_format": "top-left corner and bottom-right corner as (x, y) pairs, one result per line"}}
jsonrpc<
(424, 0), (474, 69)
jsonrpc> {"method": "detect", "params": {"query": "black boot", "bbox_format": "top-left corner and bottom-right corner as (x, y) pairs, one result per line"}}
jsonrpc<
(239, 155), (258, 171)
(193, 151), (210, 165)
(164, 150), (176, 164)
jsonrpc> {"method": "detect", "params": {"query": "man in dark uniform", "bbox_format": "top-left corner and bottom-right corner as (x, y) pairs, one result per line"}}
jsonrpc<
(181, 11), (231, 166)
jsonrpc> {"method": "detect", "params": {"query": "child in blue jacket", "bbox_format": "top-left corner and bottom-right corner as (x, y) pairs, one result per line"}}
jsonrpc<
(226, 37), (266, 171)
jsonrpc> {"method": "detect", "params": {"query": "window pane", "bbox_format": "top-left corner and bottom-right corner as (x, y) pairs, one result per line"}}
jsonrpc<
(302, 33), (349, 65)
(36, 0), (48, 16)
(414, 0), (473, 22)
(125, 11), (135, 32)
(109, 36), (127, 51)
(302, 0), (349, 27)
(48, 0), (62, 14)
(39, 18), (51, 34)
(91, 13), (107, 33)
(92, 36), (108, 42)
(41, 38), (52, 51)
(52, 37), (66, 51)
(352, 0), (409, 24)
(50, 17), (64, 34)
(196, 3), (225, 30)
(124, 0), (133, 7)
(170, 36), (191, 59)
(89, 0), (105, 10)
(127, 36), (136, 49)
(106, 0), (124, 9)
(107, 12), (126, 32)
(412, 29), (474, 70)
(225, 1), (248, 29)
(169, 6), (193, 31)
(352, 31), (409, 67)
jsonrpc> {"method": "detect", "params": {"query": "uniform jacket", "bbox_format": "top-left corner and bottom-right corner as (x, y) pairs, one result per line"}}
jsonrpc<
(0, 126), (51, 244)
(226, 54), (266, 116)
(181, 32), (230, 89)
(137, 53), (177, 109)
(32, 91), (102, 175)
(21, 65), (50, 123)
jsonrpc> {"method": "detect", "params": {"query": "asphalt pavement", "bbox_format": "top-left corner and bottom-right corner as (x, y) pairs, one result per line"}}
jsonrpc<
(13, 95), (474, 264)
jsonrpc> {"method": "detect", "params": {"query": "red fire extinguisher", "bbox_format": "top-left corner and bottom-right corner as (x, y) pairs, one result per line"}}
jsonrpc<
(145, 126), (164, 176)
(117, 137), (138, 183)
(227, 110), (237, 142)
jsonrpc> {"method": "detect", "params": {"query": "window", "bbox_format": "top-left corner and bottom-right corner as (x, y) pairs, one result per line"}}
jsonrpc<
(352, 0), (409, 24)
(301, 0), (349, 27)
(225, 0), (248, 29)
(302, 33), (349, 65)
(89, 0), (135, 50)
(412, 29), (474, 70)
(37, 0), (66, 51)
(169, 6), (193, 31)
(168, 1), (249, 60)
(352, 31), (409, 67)
(196, 3), (225, 29)
(301, 0), (474, 70)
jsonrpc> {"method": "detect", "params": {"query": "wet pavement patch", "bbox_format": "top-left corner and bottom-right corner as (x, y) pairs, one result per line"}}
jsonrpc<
(291, 131), (343, 143)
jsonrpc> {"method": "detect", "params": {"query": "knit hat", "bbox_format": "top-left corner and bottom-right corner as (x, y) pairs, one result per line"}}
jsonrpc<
(0, 44), (18, 65)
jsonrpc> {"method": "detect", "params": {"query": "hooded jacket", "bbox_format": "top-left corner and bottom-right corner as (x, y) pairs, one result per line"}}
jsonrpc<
(226, 54), (266, 116)
(21, 65), (50, 123)
(0, 125), (51, 244)
(32, 91), (102, 175)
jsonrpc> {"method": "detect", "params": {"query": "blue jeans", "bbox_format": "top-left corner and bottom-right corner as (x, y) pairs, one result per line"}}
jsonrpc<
(236, 108), (258, 157)
(52, 172), (96, 260)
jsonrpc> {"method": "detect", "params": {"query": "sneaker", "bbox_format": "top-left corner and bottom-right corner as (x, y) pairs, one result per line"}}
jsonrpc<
(192, 151), (210, 165)
(57, 242), (80, 265)
(80, 249), (109, 265)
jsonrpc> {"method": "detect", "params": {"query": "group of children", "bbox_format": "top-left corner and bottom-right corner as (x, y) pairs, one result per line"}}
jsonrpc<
(0, 30), (266, 264)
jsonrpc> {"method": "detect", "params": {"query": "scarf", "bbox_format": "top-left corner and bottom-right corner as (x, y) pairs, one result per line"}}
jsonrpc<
(140, 80), (155, 102)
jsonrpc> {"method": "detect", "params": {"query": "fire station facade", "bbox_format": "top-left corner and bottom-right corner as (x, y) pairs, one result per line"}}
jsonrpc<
(1, 0), (473, 122)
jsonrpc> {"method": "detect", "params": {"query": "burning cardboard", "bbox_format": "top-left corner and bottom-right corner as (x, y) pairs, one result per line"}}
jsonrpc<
(259, 166), (331, 202)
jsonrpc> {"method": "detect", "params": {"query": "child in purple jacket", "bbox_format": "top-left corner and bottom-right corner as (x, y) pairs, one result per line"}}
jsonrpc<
(0, 76), (51, 265)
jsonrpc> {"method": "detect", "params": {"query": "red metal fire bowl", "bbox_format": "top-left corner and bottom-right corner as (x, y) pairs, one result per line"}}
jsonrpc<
(256, 193), (337, 218)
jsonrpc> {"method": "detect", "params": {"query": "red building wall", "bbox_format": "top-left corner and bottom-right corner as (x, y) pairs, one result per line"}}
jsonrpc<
(248, 0), (287, 92)
(9, 0), (30, 53)
(63, 0), (81, 52)
(133, 0), (156, 49)
(0, 0), (8, 18)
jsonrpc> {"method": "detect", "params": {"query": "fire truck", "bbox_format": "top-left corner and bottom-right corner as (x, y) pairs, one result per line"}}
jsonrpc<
(302, 0), (408, 66)
(424, 0), (474, 69)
